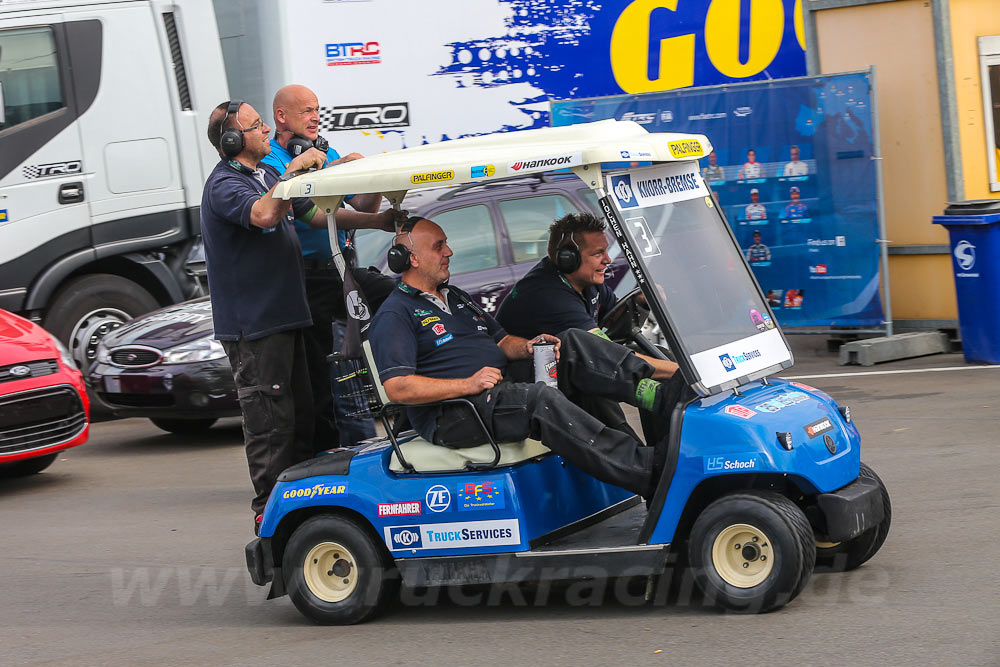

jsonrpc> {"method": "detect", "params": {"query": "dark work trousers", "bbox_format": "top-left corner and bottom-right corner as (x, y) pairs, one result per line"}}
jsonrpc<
(433, 329), (677, 497)
(303, 265), (395, 451)
(223, 331), (314, 515)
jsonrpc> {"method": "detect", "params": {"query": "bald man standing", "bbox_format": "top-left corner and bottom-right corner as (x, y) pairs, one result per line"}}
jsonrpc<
(262, 85), (401, 453)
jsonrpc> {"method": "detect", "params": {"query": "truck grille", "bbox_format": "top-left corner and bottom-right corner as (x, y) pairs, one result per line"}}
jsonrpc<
(0, 386), (87, 456)
(0, 359), (59, 384)
(110, 348), (162, 368)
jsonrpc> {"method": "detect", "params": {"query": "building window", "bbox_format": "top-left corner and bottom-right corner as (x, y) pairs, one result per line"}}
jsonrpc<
(979, 36), (1000, 193)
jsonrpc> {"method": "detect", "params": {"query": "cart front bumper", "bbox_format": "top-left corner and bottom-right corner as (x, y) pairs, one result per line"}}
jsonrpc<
(816, 476), (885, 542)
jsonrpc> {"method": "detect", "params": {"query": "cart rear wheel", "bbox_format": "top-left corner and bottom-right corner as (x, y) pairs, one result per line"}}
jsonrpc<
(283, 514), (395, 624)
(689, 491), (814, 613)
(815, 462), (891, 571)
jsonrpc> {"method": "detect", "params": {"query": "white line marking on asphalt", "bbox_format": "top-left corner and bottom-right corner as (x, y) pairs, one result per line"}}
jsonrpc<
(784, 365), (1000, 380)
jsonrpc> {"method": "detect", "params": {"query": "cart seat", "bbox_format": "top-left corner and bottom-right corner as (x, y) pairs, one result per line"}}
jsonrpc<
(388, 437), (550, 472)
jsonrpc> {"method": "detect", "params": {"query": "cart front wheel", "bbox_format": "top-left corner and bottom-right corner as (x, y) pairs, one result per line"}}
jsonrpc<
(689, 491), (815, 613)
(283, 514), (395, 624)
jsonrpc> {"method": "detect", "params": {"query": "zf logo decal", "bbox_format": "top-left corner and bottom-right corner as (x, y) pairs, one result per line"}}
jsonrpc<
(425, 484), (451, 512)
(321, 103), (409, 131)
(23, 161), (82, 179)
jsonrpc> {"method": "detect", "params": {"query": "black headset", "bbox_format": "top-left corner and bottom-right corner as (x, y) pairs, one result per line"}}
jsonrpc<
(386, 217), (422, 274)
(219, 100), (245, 158)
(555, 230), (582, 274)
(286, 133), (330, 157)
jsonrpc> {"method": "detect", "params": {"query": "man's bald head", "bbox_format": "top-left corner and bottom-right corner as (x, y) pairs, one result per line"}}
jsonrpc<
(272, 85), (321, 140)
(399, 217), (452, 289)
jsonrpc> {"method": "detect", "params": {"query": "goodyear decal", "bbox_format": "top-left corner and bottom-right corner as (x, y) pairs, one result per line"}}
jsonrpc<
(0, 209), (7, 223)
(668, 139), (704, 158)
(282, 483), (347, 500)
(411, 170), (454, 184)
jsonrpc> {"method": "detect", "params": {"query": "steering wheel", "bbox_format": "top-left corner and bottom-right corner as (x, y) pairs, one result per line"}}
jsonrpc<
(598, 288), (674, 361)
(599, 288), (649, 344)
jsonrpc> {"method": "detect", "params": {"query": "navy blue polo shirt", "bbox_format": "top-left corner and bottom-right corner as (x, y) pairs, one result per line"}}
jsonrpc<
(496, 257), (617, 338)
(261, 139), (353, 259)
(370, 281), (508, 439)
(200, 159), (315, 341)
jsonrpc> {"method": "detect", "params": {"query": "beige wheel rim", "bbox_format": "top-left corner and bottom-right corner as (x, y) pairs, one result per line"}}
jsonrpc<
(712, 523), (774, 588)
(303, 541), (358, 603)
(815, 540), (841, 549)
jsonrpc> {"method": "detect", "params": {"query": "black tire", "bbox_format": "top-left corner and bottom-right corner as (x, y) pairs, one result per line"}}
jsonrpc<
(150, 418), (218, 435)
(0, 453), (58, 478)
(283, 514), (396, 625)
(815, 462), (891, 571)
(42, 274), (159, 369)
(689, 491), (815, 613)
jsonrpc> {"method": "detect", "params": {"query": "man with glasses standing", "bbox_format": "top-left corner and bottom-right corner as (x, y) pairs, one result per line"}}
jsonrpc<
(201, 100), (352, 526)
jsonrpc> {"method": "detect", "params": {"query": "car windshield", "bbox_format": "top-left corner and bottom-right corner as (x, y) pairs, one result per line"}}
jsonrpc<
(605, 162), (790, 393)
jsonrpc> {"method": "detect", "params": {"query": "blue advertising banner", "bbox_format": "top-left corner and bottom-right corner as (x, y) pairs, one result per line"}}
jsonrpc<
(552, 71), (884, 327)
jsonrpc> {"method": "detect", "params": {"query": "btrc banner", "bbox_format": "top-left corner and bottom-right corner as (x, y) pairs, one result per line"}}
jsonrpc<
(552, 71), (884, 328)
(283, 0), (806, 154)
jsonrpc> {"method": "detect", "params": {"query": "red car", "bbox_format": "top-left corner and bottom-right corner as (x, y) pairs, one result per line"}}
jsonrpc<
(0, 309), (89, 477)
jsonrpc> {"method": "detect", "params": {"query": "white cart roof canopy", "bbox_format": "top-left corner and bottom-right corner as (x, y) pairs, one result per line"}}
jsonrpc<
(273, 119), (713, 202)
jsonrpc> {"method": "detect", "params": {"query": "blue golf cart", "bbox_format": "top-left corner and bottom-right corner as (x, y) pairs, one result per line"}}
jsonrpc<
(245, 120), (890, 624)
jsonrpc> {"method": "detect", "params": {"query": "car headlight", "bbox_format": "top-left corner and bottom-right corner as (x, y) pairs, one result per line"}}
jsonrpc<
(52, 335), (79, 369)
(161, 337), (227, 364)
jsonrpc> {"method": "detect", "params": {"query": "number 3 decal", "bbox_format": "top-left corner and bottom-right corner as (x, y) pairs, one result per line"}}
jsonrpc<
(626, 216), (662, 258)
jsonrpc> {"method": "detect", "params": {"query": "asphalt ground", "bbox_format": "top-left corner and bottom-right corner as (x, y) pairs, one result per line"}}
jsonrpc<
(2, 338), (999, 666)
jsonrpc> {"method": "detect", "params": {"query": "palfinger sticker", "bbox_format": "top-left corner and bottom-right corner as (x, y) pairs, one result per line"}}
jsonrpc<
(668, 139), (704, 158)
(411, 170), (454, 184)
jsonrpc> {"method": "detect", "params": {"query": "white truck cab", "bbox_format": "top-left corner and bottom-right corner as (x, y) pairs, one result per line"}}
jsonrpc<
(0, 0), (227, 367)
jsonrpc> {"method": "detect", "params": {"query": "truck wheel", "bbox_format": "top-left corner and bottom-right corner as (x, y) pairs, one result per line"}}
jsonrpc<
(689, 491), (815, 613)
(150, 418), (218, 435)
(0, 453), (58, 477)
(816, 462), (891, 571)
(283, 514), (396, 625)
(43, 274), (159, 369)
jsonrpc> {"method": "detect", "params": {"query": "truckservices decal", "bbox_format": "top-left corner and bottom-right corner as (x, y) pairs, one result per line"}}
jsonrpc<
(384, 519), (520, 551)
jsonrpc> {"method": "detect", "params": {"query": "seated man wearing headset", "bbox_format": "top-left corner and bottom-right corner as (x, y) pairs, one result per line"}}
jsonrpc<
(368, 217), (677, 499)
(496, 212), (685, 441)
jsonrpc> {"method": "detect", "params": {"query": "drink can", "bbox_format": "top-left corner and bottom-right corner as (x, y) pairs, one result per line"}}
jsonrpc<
(532, 342), (558, 387)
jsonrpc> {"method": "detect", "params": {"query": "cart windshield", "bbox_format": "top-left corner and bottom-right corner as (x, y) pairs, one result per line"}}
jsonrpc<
(604, 163), (791, 394)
